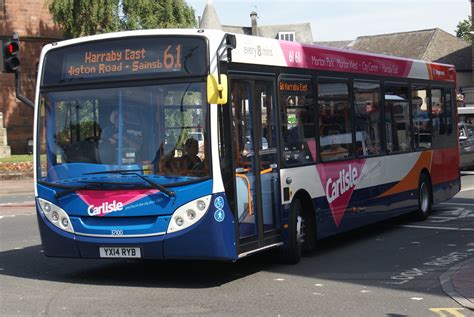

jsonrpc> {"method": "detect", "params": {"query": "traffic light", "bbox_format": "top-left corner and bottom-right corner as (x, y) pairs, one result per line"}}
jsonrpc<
(2, 38), (20, 73)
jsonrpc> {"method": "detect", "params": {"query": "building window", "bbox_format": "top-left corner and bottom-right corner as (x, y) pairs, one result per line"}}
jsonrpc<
(278, 32), (296, 42)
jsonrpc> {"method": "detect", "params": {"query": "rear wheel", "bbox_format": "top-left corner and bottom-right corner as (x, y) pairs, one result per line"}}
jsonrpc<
(278, 199), (303, 264)
(415, 173), (432, 221)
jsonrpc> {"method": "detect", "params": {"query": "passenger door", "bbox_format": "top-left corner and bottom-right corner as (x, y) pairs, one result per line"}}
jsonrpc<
(229, 77), (281, 254)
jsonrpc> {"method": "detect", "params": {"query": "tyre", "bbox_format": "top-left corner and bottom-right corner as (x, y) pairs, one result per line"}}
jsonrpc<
(278, 199), (304, 264)
(415, 173), (432, 221)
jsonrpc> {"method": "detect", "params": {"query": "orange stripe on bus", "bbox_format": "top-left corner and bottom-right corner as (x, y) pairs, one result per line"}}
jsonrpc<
(426, 64), (433, 80)
(377, 151), (432, 198)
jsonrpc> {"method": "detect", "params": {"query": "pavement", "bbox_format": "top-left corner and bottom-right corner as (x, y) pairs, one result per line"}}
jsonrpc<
(452, 259), (474, 309)
(440, 257), (474, 310)
(0, 178), (473, 310)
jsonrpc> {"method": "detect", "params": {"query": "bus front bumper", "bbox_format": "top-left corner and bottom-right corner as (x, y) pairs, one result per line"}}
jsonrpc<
(36, 194), (237, 261)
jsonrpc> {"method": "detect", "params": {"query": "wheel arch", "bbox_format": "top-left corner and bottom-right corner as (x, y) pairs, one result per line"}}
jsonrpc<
(292, 189), (317, 251)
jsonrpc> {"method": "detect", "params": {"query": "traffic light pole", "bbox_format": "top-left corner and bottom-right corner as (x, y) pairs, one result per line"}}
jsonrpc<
(2, 32), (34, 109)
(15, 69), (34, 109)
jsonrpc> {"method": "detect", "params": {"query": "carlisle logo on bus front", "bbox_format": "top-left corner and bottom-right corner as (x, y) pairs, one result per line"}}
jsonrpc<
(317, 161), (366, 226)
(77, 189), (160, 217)
(87, 200), (124, 216)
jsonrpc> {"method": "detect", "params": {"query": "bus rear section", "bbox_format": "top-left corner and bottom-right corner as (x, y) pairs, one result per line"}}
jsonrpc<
(34, 31), (238, 261)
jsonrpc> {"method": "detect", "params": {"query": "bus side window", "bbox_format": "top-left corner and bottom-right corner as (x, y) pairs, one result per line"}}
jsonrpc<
(353, 81), (383, 156)
(318, 78), (352, 161)
(385, 83), (411, 153)
(412, 85), (431, 150)
(279, 77), (315, 165)
(444, 87), (453, 136)
(431, 87), (445, 143)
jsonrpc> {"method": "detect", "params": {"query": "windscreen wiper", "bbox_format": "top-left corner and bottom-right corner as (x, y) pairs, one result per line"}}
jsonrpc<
(83, 169), (175, 197)
(54, 181), (143, 199)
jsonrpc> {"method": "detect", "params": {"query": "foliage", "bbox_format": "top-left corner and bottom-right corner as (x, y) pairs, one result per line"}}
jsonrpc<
(48, 0), (122, 38)
(48, 0), (196, 38)
(455, 15), (472, 43)
(0, 155), (33, 164)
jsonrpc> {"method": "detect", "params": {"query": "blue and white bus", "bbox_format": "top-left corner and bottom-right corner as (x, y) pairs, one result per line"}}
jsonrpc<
(35, 29), (460, 263)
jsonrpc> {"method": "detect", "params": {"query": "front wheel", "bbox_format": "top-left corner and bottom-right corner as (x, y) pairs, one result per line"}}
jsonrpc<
(415, 173), (432, 221)
(278, 199), (303, 264)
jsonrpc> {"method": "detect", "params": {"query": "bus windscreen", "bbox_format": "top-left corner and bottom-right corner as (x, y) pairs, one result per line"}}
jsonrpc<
(42, 36), (207, 85)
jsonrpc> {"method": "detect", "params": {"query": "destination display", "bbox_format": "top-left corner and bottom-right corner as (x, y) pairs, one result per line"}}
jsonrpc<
(42, 37), (207, 84)
(65, 44), (184, 78)
(279, 80), (309, 94)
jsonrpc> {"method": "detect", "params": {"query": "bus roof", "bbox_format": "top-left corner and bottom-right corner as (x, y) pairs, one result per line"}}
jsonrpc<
(40, 28), (456, 84)
(229, 33), (456, 83)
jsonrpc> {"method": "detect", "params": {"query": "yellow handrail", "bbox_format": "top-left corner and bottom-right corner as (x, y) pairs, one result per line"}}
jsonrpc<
(236, 173), (253, 216)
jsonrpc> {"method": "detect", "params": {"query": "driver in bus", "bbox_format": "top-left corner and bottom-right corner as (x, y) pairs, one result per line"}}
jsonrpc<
(155, 138), (203, 175)
(180, 137), (201, 170)
(98, 110), (143, 164)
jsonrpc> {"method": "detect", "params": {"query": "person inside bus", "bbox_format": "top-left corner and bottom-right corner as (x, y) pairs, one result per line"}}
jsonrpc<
(98, 110), (120, 164)
(285, 103), (309, 157)
(156, 138), (202, 175)
(179, 137), (202, 170)
(286, 107), (306, 144)
(98, 109), (143, 164)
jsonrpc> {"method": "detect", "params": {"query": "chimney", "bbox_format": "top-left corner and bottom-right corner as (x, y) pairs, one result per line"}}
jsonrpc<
(250, 11), (258, 36)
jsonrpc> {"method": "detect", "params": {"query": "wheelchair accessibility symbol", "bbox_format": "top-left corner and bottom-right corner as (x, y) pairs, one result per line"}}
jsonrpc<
(214, 209), (225, 222)
(214, 196), (225, 210)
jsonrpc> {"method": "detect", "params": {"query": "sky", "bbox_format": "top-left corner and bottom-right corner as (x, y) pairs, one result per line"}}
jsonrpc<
(187, 0), (471, 42)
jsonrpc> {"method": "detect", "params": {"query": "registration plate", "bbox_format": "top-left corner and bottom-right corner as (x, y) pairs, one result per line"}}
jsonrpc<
(99, 247), (141, 258)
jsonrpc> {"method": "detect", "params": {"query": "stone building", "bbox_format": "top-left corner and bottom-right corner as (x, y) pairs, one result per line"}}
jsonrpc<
(198, 0), (313, 44)
(1, 0), (62, 154)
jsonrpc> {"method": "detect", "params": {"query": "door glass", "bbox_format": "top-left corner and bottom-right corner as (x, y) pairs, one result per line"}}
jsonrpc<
(255, 81), (280, 232)
(231, 81), (258, 238)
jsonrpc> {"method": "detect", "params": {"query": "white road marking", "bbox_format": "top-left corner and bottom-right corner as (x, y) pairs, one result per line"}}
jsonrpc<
(387, 251), (474, 285)
(0, 201), (35, 207)
(400, 225), (474, 231)
(440, 202), (474, 207)
(0, 213), (35, 219)
(274, 278), (285, 281)
(460, 187), (474, 192)
(411, 297), (424, 301)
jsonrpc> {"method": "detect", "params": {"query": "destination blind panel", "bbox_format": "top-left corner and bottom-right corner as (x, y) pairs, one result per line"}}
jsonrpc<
(42, 36), (207, 85)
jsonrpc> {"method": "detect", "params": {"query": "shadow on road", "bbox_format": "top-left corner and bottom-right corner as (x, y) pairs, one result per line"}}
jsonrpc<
(0, 244), (276, 288)
(0, 196), (472, 294)
(0, 214), (415, 288)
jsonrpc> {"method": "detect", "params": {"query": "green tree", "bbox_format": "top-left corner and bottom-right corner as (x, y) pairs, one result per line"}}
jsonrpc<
(455, 15), (472, 43)
(121, 0), (196, 30)
(48, 0), (196, 38)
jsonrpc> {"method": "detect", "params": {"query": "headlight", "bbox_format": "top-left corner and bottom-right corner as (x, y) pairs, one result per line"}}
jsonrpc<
(167, 195), (212, 233)
(37, 198), (74, 234)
